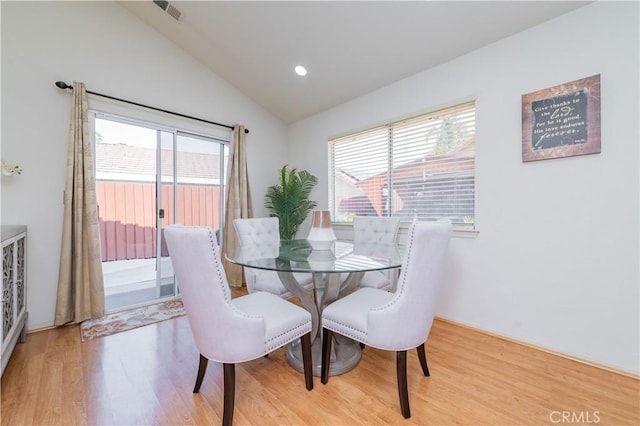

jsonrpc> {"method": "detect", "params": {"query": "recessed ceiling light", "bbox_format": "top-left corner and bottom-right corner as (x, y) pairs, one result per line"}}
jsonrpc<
(294, 65), (307, 76)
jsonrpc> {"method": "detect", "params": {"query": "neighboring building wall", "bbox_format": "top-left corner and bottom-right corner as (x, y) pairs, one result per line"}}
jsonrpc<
(96, 181), (221, 261)
(288, 2), (640, 374)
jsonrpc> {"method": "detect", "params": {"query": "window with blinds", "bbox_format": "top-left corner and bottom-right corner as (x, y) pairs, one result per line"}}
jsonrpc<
(329, 101), (475, 226)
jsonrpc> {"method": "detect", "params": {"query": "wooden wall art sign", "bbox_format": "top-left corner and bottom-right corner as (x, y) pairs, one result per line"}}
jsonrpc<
(522, 74), (601, 162)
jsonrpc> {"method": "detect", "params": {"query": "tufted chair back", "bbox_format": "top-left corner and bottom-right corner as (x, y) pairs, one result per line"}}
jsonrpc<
(232, 217), (314, 298)
(353, 216), (400, 245)
(351, 216), (401, 292)
(233, 217), (280, 292)
(233, 217), (280, 259)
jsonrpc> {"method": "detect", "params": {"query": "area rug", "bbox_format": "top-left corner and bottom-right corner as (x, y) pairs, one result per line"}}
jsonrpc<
(80, 299), (185, 342)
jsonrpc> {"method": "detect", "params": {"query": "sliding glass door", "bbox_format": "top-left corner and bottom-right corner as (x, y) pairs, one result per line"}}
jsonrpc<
(92, 113), (228, 312)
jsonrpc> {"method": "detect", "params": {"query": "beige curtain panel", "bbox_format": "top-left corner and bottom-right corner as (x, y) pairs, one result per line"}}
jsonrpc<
(54, 81), (105, 325)
(222, 124), (253, 287)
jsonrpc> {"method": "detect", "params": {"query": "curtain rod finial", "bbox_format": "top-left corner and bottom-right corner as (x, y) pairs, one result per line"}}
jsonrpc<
(55, 81), (72, 90)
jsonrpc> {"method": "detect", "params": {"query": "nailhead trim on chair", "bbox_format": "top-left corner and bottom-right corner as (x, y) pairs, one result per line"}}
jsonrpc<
(207, 226), (266, 319)
(323, 318), (367, 342)
(205, 227), (232, 303)
(266, 321), (312, 351)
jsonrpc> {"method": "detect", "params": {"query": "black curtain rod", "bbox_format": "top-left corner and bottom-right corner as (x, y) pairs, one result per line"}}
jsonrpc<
(54, 81), (249, 134)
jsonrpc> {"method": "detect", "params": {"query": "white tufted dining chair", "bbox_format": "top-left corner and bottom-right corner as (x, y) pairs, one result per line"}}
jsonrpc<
(352, 216), (401, 291)
(164, 225), (313, 426)
(233, 217), (313, 299)
(321, 221), (452, 419)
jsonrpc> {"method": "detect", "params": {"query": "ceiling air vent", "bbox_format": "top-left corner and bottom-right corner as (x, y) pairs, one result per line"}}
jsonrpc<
(153, 0), (184, 22)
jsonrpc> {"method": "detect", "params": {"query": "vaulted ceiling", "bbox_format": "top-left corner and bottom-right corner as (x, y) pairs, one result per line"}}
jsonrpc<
(121, 1), (589, 124)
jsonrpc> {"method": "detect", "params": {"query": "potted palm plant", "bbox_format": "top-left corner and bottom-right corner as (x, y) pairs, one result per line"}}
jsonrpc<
(264, 165), (318, 240)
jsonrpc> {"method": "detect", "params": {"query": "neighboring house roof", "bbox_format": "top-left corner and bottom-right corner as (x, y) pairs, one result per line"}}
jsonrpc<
(95, 142), (223, 181)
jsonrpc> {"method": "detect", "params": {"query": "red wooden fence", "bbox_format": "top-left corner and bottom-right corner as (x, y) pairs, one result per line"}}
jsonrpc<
(96, 181), (221, 262)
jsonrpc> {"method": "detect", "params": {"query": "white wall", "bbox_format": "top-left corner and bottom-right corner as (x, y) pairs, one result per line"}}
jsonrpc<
(1, 1), (287, 329)
(2, 1), (637, 375)
(288, 2), (639, 375)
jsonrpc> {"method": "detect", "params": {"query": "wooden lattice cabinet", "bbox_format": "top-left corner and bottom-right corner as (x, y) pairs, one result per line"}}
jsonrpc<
(1, 226), (27, 375)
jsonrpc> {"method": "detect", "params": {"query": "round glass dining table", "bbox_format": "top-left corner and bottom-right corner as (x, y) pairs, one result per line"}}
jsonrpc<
(228, 239), (403, 376)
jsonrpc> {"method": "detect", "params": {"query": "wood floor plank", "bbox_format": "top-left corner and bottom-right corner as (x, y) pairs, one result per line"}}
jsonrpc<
(2, 298), (638, 426)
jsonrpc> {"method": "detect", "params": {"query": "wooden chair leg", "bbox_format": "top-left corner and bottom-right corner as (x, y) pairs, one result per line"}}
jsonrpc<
(416, 343), (430, 376)
(321, 328), (333, 384)
(300, 332), (314, 390)
(193, 354), (208, 393)
(222, 363), (235, 426)
(396, 350), (410, 419)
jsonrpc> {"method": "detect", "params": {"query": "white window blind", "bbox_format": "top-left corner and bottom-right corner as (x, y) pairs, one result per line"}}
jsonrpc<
(329, 101), (475, 226)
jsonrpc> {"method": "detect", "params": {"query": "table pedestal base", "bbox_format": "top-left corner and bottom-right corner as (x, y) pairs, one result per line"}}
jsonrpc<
(286, 335), (361, 377)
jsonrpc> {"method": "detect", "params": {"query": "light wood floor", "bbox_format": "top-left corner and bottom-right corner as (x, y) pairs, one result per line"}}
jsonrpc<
(2, 294), (638, 425)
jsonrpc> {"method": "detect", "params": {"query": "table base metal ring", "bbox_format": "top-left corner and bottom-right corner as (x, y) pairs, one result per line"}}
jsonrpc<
(286, 334), (361, 377)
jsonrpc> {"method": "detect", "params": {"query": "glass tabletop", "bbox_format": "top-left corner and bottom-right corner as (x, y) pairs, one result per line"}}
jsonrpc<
(228, 239), (403, 274)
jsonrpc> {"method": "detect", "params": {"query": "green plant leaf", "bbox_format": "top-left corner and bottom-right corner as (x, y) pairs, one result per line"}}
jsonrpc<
(264, 165), (318, 240)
